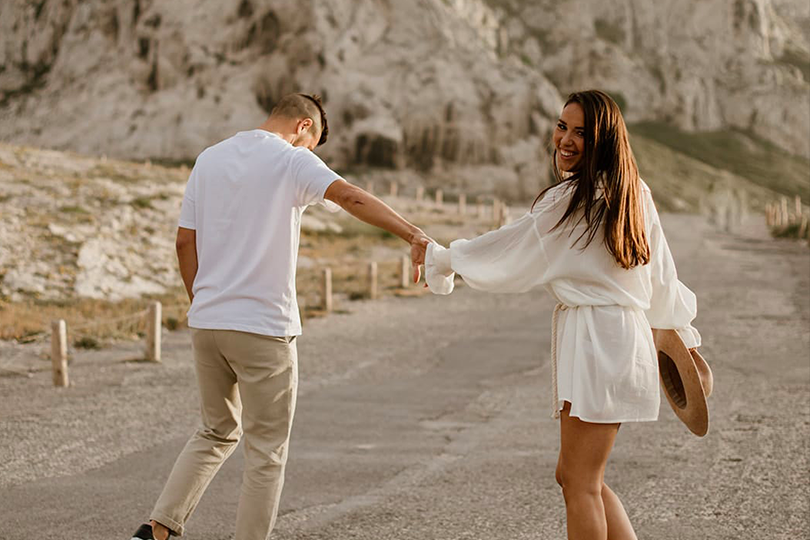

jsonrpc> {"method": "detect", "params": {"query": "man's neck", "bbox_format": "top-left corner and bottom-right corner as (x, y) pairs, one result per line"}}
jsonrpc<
(257, 118), (296, 145)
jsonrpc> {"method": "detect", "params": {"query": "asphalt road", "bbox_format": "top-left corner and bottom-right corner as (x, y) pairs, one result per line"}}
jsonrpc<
(1, 214), (808, 540)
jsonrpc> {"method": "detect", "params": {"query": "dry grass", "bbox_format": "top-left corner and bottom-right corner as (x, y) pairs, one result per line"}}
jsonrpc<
(297, 229), (419, 313)
(0, 290), (190, 344)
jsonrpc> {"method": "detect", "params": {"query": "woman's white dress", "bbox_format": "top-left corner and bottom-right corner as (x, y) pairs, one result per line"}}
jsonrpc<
(425, 181), (701, 423)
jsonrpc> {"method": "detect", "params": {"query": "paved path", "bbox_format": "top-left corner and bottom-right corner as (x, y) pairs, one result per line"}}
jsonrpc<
(1, 215), (808, 539)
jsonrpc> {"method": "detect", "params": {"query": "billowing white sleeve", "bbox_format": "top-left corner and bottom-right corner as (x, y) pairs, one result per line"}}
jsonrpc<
(645, 195), (702, 348)
(425, 212), (549, 295)
(425, 243), (455, 295)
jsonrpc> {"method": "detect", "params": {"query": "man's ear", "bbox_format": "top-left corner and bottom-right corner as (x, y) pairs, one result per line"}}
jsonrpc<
(297, 118), (313, 134)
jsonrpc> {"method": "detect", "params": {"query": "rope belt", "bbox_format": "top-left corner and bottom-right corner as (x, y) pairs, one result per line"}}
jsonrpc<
(550, 303), (569, 419)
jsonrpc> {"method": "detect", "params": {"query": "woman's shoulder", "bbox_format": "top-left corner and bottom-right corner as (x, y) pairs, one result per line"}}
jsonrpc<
(638, 178), (653, 196)
(531, 181), (576, 214)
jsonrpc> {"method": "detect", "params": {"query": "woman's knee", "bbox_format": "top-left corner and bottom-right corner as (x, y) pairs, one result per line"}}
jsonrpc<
(557, 462), (603, 496)
(561, 480), (604, 503)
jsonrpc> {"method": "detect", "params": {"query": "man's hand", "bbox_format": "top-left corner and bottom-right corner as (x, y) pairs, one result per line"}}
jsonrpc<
(176, 227), (198, 303)
(409, 232), (434, 284)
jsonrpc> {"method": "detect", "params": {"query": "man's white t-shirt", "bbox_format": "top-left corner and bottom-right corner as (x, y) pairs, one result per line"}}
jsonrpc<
(178, 129), (341, 337)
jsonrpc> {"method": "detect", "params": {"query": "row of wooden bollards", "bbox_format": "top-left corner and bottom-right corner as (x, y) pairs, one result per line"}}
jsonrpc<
(765, 195), (809, 239)
(49, 302), (162, 387)
(365, 181), (509, 225)
(320, 256), (415, 313)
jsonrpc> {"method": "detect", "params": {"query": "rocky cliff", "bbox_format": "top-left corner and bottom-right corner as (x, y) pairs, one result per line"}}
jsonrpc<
(0, 0), (808, 196)
(0, 0), (561, 200)
(493, 0), (810, 157)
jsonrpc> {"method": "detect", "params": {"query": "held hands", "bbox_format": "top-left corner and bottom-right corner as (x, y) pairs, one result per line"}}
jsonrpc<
(408, 230), (435, 284)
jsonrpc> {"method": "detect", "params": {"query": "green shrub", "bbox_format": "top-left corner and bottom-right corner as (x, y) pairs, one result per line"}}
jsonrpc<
(629, 122), (810, 203)
(132, 197), (153, 209)
(59, 205), (89, 214)
(594, 19), (625, 45)
(74, 336), (101, 349)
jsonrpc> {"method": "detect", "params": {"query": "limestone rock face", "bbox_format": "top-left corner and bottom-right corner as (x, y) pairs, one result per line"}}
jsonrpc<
(0, 0), (560, 200)
(495, 0), (810, 157)
(0, 0), (807, 188)
(0, 143), (188, 301)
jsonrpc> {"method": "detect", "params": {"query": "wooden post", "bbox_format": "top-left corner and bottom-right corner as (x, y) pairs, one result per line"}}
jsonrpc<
(416, 186), (425, 203)
(799, 214), (808, 239)
(435, 189), (444, 207)
(458, 193), (467, 215)
(390, 181), (398, 197)
(322, 268), (333, 313)
(795, 195), (802, 219)
(493, 199), (501, 227)
(368, 262), (378, 300)
(51, 319), (68, 387)
(365, 181), (375, 195)
(766, 203), (774, 227)
(781, 197), (789, 227)
(477, 198), (485, 218)
(400, 255), (410, 288)
(146, 301), (162, 362)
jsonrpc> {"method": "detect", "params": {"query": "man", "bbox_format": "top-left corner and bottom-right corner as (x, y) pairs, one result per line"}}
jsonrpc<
(130, 93), (430, 540)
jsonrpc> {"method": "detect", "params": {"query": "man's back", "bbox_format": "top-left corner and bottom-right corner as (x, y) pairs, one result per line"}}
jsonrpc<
(135, 94), (430, 540)
(178, 129), (340, 337)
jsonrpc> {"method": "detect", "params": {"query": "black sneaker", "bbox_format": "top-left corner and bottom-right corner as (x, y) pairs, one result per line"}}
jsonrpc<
(131, 524), (154, 540)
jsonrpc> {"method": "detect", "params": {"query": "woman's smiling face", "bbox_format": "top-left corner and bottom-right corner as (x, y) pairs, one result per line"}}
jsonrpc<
(553, 102), (586, 172)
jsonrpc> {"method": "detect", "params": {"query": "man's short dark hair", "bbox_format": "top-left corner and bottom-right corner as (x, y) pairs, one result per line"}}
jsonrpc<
(270, 93), (329, 146)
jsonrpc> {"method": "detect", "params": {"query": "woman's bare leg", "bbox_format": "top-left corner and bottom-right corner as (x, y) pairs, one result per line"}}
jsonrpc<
(602, 483), (638, 540)
(555, 402), (636, 540)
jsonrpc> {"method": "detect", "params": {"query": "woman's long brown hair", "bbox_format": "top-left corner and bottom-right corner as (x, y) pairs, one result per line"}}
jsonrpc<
(532, 90), (650, 270)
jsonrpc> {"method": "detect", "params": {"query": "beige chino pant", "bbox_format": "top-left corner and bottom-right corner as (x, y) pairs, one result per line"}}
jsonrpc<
(150, 329), (298, 539)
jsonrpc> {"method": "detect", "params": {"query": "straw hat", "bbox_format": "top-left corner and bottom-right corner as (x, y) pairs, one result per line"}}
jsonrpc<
(653, 329), (714, 437)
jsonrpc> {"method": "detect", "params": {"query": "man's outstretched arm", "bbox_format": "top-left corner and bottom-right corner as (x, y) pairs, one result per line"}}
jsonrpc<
(176, 227), (198, 302)
(325, 180), (431, 282)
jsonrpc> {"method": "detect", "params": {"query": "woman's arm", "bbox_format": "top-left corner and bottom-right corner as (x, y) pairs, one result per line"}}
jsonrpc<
(644, 194), (701, 348)
(425, 212), (550, 294)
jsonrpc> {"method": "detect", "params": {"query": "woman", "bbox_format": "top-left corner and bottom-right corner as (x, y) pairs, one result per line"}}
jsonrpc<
(425, 90), (700, 540)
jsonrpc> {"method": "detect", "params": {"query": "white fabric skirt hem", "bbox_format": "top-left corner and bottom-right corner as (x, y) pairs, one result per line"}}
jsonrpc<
(553, 399), (659, 424)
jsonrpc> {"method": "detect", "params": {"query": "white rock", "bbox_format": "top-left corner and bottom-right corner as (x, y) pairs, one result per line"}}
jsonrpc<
(297, 256), (316, 269)
(48, 223), (79, 243)
(301, 215), (328, 233)
(2, 267), (47, 295)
